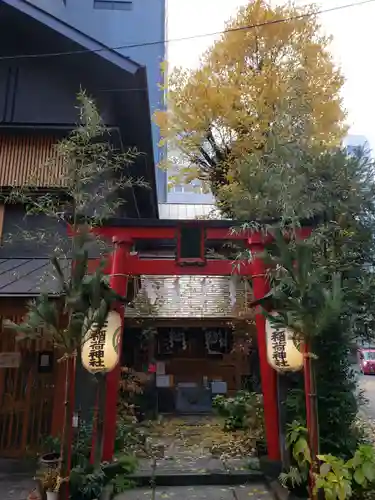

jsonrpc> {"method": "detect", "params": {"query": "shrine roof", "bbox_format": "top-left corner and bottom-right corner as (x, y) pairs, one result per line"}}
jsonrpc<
(0, 258), (69, 297)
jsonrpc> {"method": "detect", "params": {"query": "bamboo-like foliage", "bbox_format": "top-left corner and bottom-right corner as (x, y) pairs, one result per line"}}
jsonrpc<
(4, 90), (147, 474)
(264, 230), (344, 342)
(263, 229), (362, 457)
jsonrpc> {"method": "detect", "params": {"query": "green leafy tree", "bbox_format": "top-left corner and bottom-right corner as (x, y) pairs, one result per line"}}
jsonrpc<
(220, 142), (375, 457)
(263, 231), (360, 458)
(4, 91), (145, 474)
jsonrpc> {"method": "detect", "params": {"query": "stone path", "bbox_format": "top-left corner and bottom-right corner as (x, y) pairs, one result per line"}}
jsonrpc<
(0, 474), (36, 500)
(135, 455), (261, 483)
(141, 415), (260, 464)
(116, 484), (273, 500)
(134, 416), (262, 486)
(0, 416), (270, 499)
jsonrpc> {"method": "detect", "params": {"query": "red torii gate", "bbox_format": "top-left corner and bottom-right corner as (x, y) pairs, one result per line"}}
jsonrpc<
(95, 219), (311, 463)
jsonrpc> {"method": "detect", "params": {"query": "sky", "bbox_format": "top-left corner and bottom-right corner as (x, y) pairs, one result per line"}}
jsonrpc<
(167, 0), (375, 149)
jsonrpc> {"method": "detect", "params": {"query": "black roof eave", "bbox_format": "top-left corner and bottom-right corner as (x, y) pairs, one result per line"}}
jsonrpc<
(2, 0), (141, 75)
(127, 69), (159, 220)
(0, 2), (159, 220)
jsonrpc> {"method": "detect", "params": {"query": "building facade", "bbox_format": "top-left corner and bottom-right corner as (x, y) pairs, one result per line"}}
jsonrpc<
(20, 0), (168, 201)
(0, 0), (158, 457)
(167, 176), (215, 204)
(344, 134), (372, 157)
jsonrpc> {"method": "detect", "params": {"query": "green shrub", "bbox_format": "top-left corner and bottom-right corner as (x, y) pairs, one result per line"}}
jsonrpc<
(40, 419), (94, 468)
(213, 391), (263, 432)
(286, 321), (361, 459)
(279, 421), (310, 497)
(69, 454), (138, 500)
(41, 416), (138, 469)
(281, 421), (375, 500)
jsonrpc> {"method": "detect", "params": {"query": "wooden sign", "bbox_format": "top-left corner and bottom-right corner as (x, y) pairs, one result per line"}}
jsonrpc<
(0, 352), (21, 368)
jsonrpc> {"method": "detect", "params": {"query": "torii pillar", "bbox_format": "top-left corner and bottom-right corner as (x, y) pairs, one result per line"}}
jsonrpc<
(102, 236), (132, 461)
(248, 237), (280, 461)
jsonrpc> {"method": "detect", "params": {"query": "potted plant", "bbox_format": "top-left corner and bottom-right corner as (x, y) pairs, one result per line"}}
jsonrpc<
(39, 452), (61, 472)
(38, 435), (62, 473)
(36, 468), (68, 500)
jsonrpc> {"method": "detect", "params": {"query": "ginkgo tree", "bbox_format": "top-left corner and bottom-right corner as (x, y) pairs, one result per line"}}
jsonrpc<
(154, 0), (346, 201)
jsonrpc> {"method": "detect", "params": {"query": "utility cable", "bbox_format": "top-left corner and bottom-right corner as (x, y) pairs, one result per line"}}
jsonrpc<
(0, 0), (372, 61)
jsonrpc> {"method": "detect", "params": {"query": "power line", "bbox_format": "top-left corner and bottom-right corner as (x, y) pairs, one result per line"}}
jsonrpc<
(0, 0), (373, 62)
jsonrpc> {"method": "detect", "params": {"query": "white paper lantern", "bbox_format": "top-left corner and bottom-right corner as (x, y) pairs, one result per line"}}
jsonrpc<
(81, 311), (122, 374)
(266, 312), (303, 373)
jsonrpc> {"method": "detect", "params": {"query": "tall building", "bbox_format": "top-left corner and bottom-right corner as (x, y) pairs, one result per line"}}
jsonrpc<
(166, 146), (215, 204)
(18, 0), (168, 201)
(167, 176), (215, 204)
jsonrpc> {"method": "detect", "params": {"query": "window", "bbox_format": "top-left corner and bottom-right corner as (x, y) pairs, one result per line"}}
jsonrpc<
(191, 180), (203, 194)
(172, 185), (184, 193)
(94, 0), (133, 10)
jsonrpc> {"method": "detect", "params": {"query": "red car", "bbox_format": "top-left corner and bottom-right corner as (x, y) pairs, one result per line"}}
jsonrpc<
(358, 348), (375, 374)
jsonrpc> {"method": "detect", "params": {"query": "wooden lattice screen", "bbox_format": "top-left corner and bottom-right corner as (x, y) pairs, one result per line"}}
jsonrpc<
(0, 134), (65, 188)
(0, 315), (56, 458)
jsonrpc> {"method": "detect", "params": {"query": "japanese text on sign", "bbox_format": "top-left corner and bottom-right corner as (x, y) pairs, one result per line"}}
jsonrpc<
(88, 321), (108, 369)
(270, 328), (288, 368)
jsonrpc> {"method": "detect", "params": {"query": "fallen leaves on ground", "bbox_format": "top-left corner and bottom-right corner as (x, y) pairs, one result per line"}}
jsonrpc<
(144, 416), (258, 459)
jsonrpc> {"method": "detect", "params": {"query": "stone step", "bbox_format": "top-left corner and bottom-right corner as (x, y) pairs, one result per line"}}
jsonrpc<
(131, 469), (264, 488)
(114, 484), (274, 500)
(131, 457), (263, 488)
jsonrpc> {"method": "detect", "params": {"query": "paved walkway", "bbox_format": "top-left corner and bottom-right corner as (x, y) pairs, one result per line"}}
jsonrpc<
(116, 484), (273, 500)
(0, 474), (36, 500)
(140, 415), (260, 468)
(0, 417), (271, 499)
(134, 416), (262, 486)
(0, 478), (274, 500)
(137, 455), (260, 478)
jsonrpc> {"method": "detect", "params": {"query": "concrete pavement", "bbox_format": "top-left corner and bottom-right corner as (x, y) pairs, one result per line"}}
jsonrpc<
(0, 474), (36, 500)
(116, 484), (273, 500)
